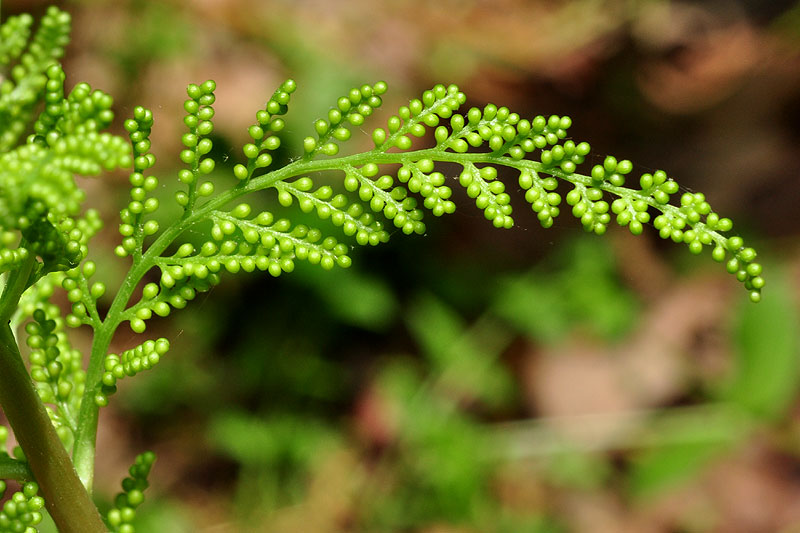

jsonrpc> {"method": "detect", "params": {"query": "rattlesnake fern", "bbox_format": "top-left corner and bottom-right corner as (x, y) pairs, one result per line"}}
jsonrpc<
(0, 6), (762, 532)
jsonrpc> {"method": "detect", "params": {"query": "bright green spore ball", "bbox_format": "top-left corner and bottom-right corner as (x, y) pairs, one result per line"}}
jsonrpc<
(199, 158), (215, 174)
(373, 81), (388, 95)
(321, 143), (339, 156)
(233, 164), (248, 180)
(198, 182), (215, 196)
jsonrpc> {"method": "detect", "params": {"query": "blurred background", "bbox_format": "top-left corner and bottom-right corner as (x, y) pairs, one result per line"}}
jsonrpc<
(3, 0), (800, 531)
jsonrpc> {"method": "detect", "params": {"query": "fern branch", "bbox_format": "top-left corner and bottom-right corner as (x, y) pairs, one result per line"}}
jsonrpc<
(71, 77), (764, 508)
(0, 456), (33, 482)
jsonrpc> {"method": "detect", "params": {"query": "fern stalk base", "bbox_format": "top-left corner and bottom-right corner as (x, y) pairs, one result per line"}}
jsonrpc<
(0, 258), (106, 532)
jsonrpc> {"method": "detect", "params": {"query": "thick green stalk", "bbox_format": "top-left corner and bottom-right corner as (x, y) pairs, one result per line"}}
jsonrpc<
(0, 256), (106, 532)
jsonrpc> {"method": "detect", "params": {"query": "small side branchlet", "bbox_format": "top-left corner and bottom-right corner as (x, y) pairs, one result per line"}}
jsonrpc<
(106, 452), (156, 533)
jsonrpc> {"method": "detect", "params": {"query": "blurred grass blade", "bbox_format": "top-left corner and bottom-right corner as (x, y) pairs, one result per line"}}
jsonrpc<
(406, 293), (514, 406)
(721, 271), (800, 419)
(626, 404), (751, 499)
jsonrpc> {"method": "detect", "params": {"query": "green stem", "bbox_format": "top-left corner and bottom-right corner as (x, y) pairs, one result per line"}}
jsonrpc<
(0, 255), (34, 327)
(71, 320), (115, 488)
(0, 256), (106, 532)
(0, 456), (33, 482)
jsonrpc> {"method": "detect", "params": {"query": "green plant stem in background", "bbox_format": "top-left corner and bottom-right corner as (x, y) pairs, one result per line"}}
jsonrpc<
(0, 258), (106, 532)
(71, 323), (114, 490)
(0, 252), (34, 327)
(0, 455), (31, 481)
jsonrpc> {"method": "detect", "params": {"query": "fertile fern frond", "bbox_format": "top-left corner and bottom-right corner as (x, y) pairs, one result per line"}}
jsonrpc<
(0, 6), (70, 151)
(106, 451), (156, 532)
(97, 339), (169, 406)
(0, 6), (767, 531)
(301, 82), (386, 159)
(0, 62), (129, 276)
(114, 77), (763, 341)
(274, 178), (391, 245)
(24, 305), (87, 437)
(0, 481), (44, 532)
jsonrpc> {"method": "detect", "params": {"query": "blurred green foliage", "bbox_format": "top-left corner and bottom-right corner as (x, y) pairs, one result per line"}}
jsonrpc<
(492, 238), (639, 343)
(629, 272), (799, 499)
(626, 406), (751, 499)
(723, 273), (800, 419)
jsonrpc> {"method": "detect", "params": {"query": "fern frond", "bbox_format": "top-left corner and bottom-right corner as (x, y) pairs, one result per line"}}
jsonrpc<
(458, 163), (514, 228)
(265, 81), (760, 301)
(0, 6), (71, 151)
(0, 63), (128, 275)
(302, 82), (386, 159)
(124, 273), (219, 334)
(24, 305), (86, 438)
(341, 163), (425, 235)
(116, 107), (157, 260)
(175, 81), (219, 213)
(97, 339), (169, 405)
(115, 77), (763, 342)
(396, 160), (455, 218)
(520, 169), (562, 228)
(372, 83), (463, 153)
(0, 481), (44, 532)
(274, 178), (390, 245)
(106, 451), (156, 532)
(232, 79), (296, 183)
(207, 208), (352, 273)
